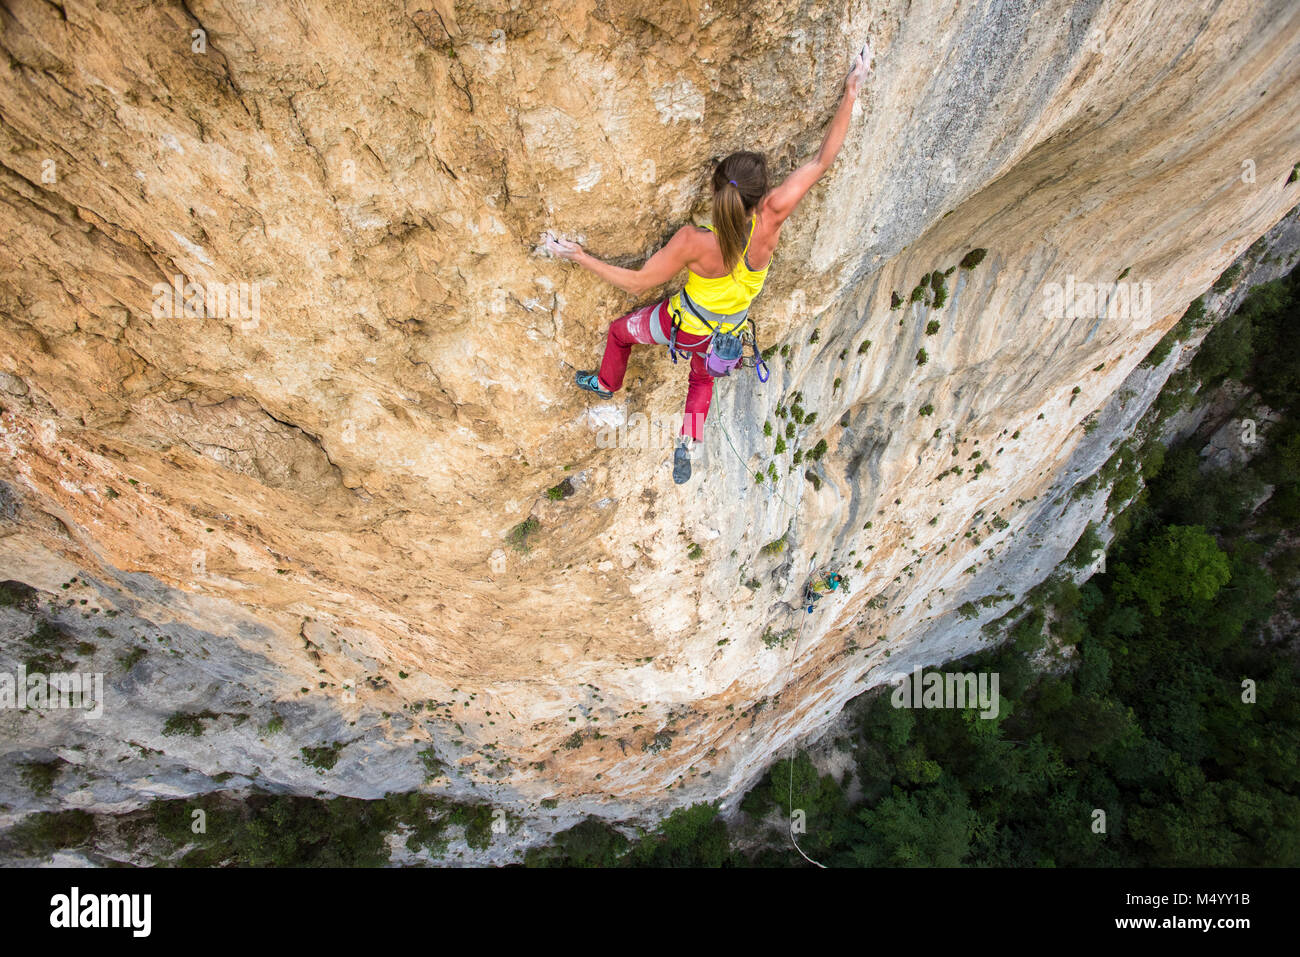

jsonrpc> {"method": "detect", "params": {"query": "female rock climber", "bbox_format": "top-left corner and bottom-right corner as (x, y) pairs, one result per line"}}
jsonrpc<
(547, 44), (870, 485)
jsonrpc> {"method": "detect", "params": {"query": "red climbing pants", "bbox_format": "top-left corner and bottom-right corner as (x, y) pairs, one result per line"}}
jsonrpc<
(596, 298), (715, 442)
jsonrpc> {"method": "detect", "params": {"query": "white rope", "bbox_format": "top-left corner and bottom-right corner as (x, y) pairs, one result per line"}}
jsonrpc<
(784, 554), (827, 868)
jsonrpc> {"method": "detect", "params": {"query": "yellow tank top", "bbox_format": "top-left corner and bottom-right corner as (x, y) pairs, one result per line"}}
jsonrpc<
(670, 216), (771, 336)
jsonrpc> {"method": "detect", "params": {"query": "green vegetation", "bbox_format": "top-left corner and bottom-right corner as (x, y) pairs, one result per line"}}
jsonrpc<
(418, 748), (444, 785)
(301, 742), (343, 771)
(926, 320), (940, 335)
(919, 404), (934, 417)
(761, 626), (797, 649)
(507, 517), (540, 552)
(0, 580), (36, 608)
(19, 760), (63, 796)
(643, 731), (673, 754)
(858, 339), (872, 355)
(1112, 525), (1230, 616)
(687, 542), (704, 561)
(959, 248), (987, 269)
(22, 620), (75, 672)
(916, 348), (928, 366)
(163, 710), (219, 737)
(929, 271), (948, 309)
(7, 811), (95, 857)
(3, 791), (513, 866)
(1213, 264), (1243, 293)
(760, 537), (787, 557)
(529, 803), (729, 868)
(1065, 523), (1104, 569)
(525, 816), (628, 867)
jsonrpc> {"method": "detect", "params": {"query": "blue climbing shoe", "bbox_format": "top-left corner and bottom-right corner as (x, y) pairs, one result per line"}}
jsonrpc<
(673, 440), (692, 485)
(574, 370), (613, 399)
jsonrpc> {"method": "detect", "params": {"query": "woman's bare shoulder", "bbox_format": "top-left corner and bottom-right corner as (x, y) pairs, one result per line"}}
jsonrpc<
(677, 223), (713, 240)
(753, 203), (784, 241)
(666, 224), (712, 271)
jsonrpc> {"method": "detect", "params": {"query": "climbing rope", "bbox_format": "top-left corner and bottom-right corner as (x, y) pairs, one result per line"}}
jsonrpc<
(716, 417), (798, 511)
(783, 566), (827, 869)
(716, 406), (827, 867)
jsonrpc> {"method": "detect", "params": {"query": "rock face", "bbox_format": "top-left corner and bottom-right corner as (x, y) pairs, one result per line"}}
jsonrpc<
(1, 0), (1299, 827)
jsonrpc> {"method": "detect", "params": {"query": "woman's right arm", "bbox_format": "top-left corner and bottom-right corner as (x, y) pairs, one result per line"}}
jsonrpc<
(763, 45), (871, 225)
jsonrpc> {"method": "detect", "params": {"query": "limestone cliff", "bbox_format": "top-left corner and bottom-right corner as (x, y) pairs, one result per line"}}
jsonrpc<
(1, 0), (1299, 835)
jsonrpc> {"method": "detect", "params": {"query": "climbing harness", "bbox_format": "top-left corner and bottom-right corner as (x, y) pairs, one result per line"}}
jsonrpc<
(669, 289), (769, 382)
(803, 573), (845, 613)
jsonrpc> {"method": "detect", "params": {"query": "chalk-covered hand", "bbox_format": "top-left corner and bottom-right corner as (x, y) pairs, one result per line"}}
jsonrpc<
(545, 234), (584, 261)
(846, 42), (872, 97)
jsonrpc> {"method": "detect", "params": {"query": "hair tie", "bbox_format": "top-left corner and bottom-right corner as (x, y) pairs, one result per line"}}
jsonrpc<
(728, 179), (738, 187)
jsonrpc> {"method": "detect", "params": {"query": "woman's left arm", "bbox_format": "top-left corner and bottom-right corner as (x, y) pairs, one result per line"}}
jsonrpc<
(548, 227), (695, 297)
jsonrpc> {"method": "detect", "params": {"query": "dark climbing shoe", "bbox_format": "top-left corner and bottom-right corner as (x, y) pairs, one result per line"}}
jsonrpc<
(673, 441), (692, 485)
(574, 370), (613, 399)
